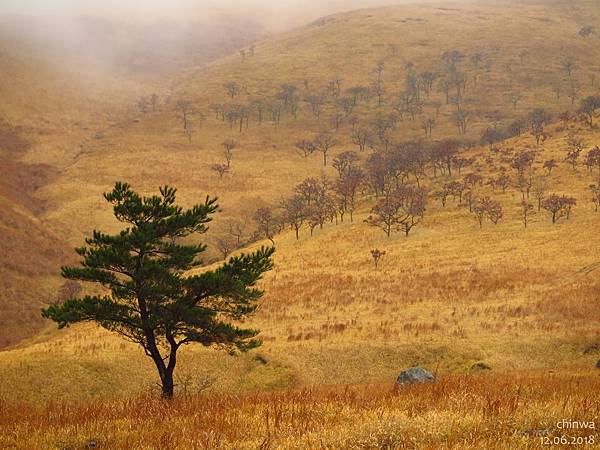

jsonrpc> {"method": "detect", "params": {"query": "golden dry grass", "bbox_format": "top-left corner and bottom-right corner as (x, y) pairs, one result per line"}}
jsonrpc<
(1, 370), (599, 449)
(1, 1), (600, 447)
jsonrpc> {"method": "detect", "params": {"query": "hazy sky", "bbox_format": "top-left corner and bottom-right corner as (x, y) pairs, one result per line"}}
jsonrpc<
(0, 0), (403, 20)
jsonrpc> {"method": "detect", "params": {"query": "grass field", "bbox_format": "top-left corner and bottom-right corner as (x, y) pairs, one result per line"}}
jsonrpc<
(0, 0), (600, 448)
(2, 370), (599, 449)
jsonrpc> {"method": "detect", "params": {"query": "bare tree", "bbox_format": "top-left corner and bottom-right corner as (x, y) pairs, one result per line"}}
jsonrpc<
(370, 249), (386, 268)
(332, 151), (359, 178)
(150, 94), (159, 112)
(222, 139), (238, 168)
(295, 139), (316, 158)
(578, 95), (600, 128)
(254, 207), (278, 244)
(282, 195), (307, 240)
(224, 81), (240, 99)
(374, 60), (385, 81)
(567, 81), (580, 106)
(365, 186), (427, 237)
(541, 194), (576, 223)
(215, 235), (237, 259)
(589, 183), (600, 211)
(543, 159), (557, 175)
(371, 80), (385, 107)
(519, 201), (534, 228)
(211, 163), (229, 179)
(278, 84), (298, 108)
(531, 175), (548, 211)
(472, 196), (502, 227)
(252, 99), (266, 125)
(508, 92), (522, 109)
(314, 132), (338, 166)
(175, 100), (194, 131)
(561, 56), (578, 78)
(305, 94), (325, 119)
(422, 117), (435, 137)
(330, 112), (344, 131)
(351, 127), (372, 152)
(335, 166), (364, 222)
(585, 147), (600, 174)
(452, 110), (470, 135)
(138, 96), (149, 113)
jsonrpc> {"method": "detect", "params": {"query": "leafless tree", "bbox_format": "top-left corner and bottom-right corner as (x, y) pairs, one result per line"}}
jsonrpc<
(224, 81), (240, 99)
(578, 95), (600, 128)
(543, 159), (557, 175)
(335, 166), (364, 222)
(422, 117), (435, 137)
(567, 81), (580, 106)
(278, 84), (298, 108)
(314, 132), (338, 166)
(175, 100), (194, 131)
(215, 235), (237, 259)
(211, 163), (229, 179)
(295, 139), (316, 158)
(472, 196), (502, 227)
(254, 207), (279, 244)
(370, 249), (386, 268)
(282, 195), (307, 240)
(508, 92), (522, 109)
(330, 112), (344, 131)
(374, 60), (385, 81)
(365, 186), (427, 237)
(252, 99), (266, 125)
(305, 94), (325, 119)
(585, 147), (600, 173)
(589, 183), (600, 211)
(351, 127), (372, 152)
(531, 175), (548, 211)
(519, 201), (534, 228)
(138, 96), (149, 113)
(150, 94), (159, 112)
(222, 139), (237, 168)
(371, 80), (385, 107)
(541, 194), (576, 223)
(561, 56), (578, 78)
(332, 151), (359, 178)
(452, 110), (470, 135)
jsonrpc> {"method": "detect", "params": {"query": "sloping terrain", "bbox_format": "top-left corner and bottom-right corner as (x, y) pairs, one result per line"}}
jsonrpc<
(0, 0), (598, 411)
(0, 122), (73, 347)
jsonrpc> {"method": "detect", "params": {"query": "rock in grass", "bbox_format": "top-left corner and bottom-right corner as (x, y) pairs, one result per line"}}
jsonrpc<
(395, 367), (435, 387)
(596, 359), (600, 369)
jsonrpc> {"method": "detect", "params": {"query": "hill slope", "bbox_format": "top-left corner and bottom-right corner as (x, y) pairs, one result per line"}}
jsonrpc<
(0, 0), (599, 402)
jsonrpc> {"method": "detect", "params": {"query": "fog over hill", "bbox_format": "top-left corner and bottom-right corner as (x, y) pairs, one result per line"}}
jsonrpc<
(0, 1), (451, 77)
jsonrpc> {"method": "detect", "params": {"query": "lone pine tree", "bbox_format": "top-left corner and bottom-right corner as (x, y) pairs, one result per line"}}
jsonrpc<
(42, 182), (274, 398)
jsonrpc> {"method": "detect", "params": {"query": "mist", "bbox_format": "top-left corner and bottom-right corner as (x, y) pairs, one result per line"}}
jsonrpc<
(0, 0), (414, 80)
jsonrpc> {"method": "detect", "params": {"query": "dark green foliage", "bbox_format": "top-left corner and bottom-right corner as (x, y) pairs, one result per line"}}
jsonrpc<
(42, 182), (274, 397)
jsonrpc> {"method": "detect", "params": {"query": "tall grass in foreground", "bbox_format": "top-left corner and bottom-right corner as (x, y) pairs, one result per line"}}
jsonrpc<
(2, 370), (599, 449)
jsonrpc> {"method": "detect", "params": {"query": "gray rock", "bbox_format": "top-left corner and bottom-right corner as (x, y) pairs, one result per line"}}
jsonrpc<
(596, 359), (600, 369)
(395, 367), (435, 387)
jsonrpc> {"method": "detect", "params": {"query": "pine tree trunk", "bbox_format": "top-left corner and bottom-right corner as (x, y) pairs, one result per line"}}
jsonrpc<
(161, 370), (174, 398)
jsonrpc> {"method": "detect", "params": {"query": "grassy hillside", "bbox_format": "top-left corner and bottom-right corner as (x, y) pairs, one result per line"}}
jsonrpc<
(36, 0), (600, 244)
(1, 121), (599, 401)
(1, 1), (600, 448)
